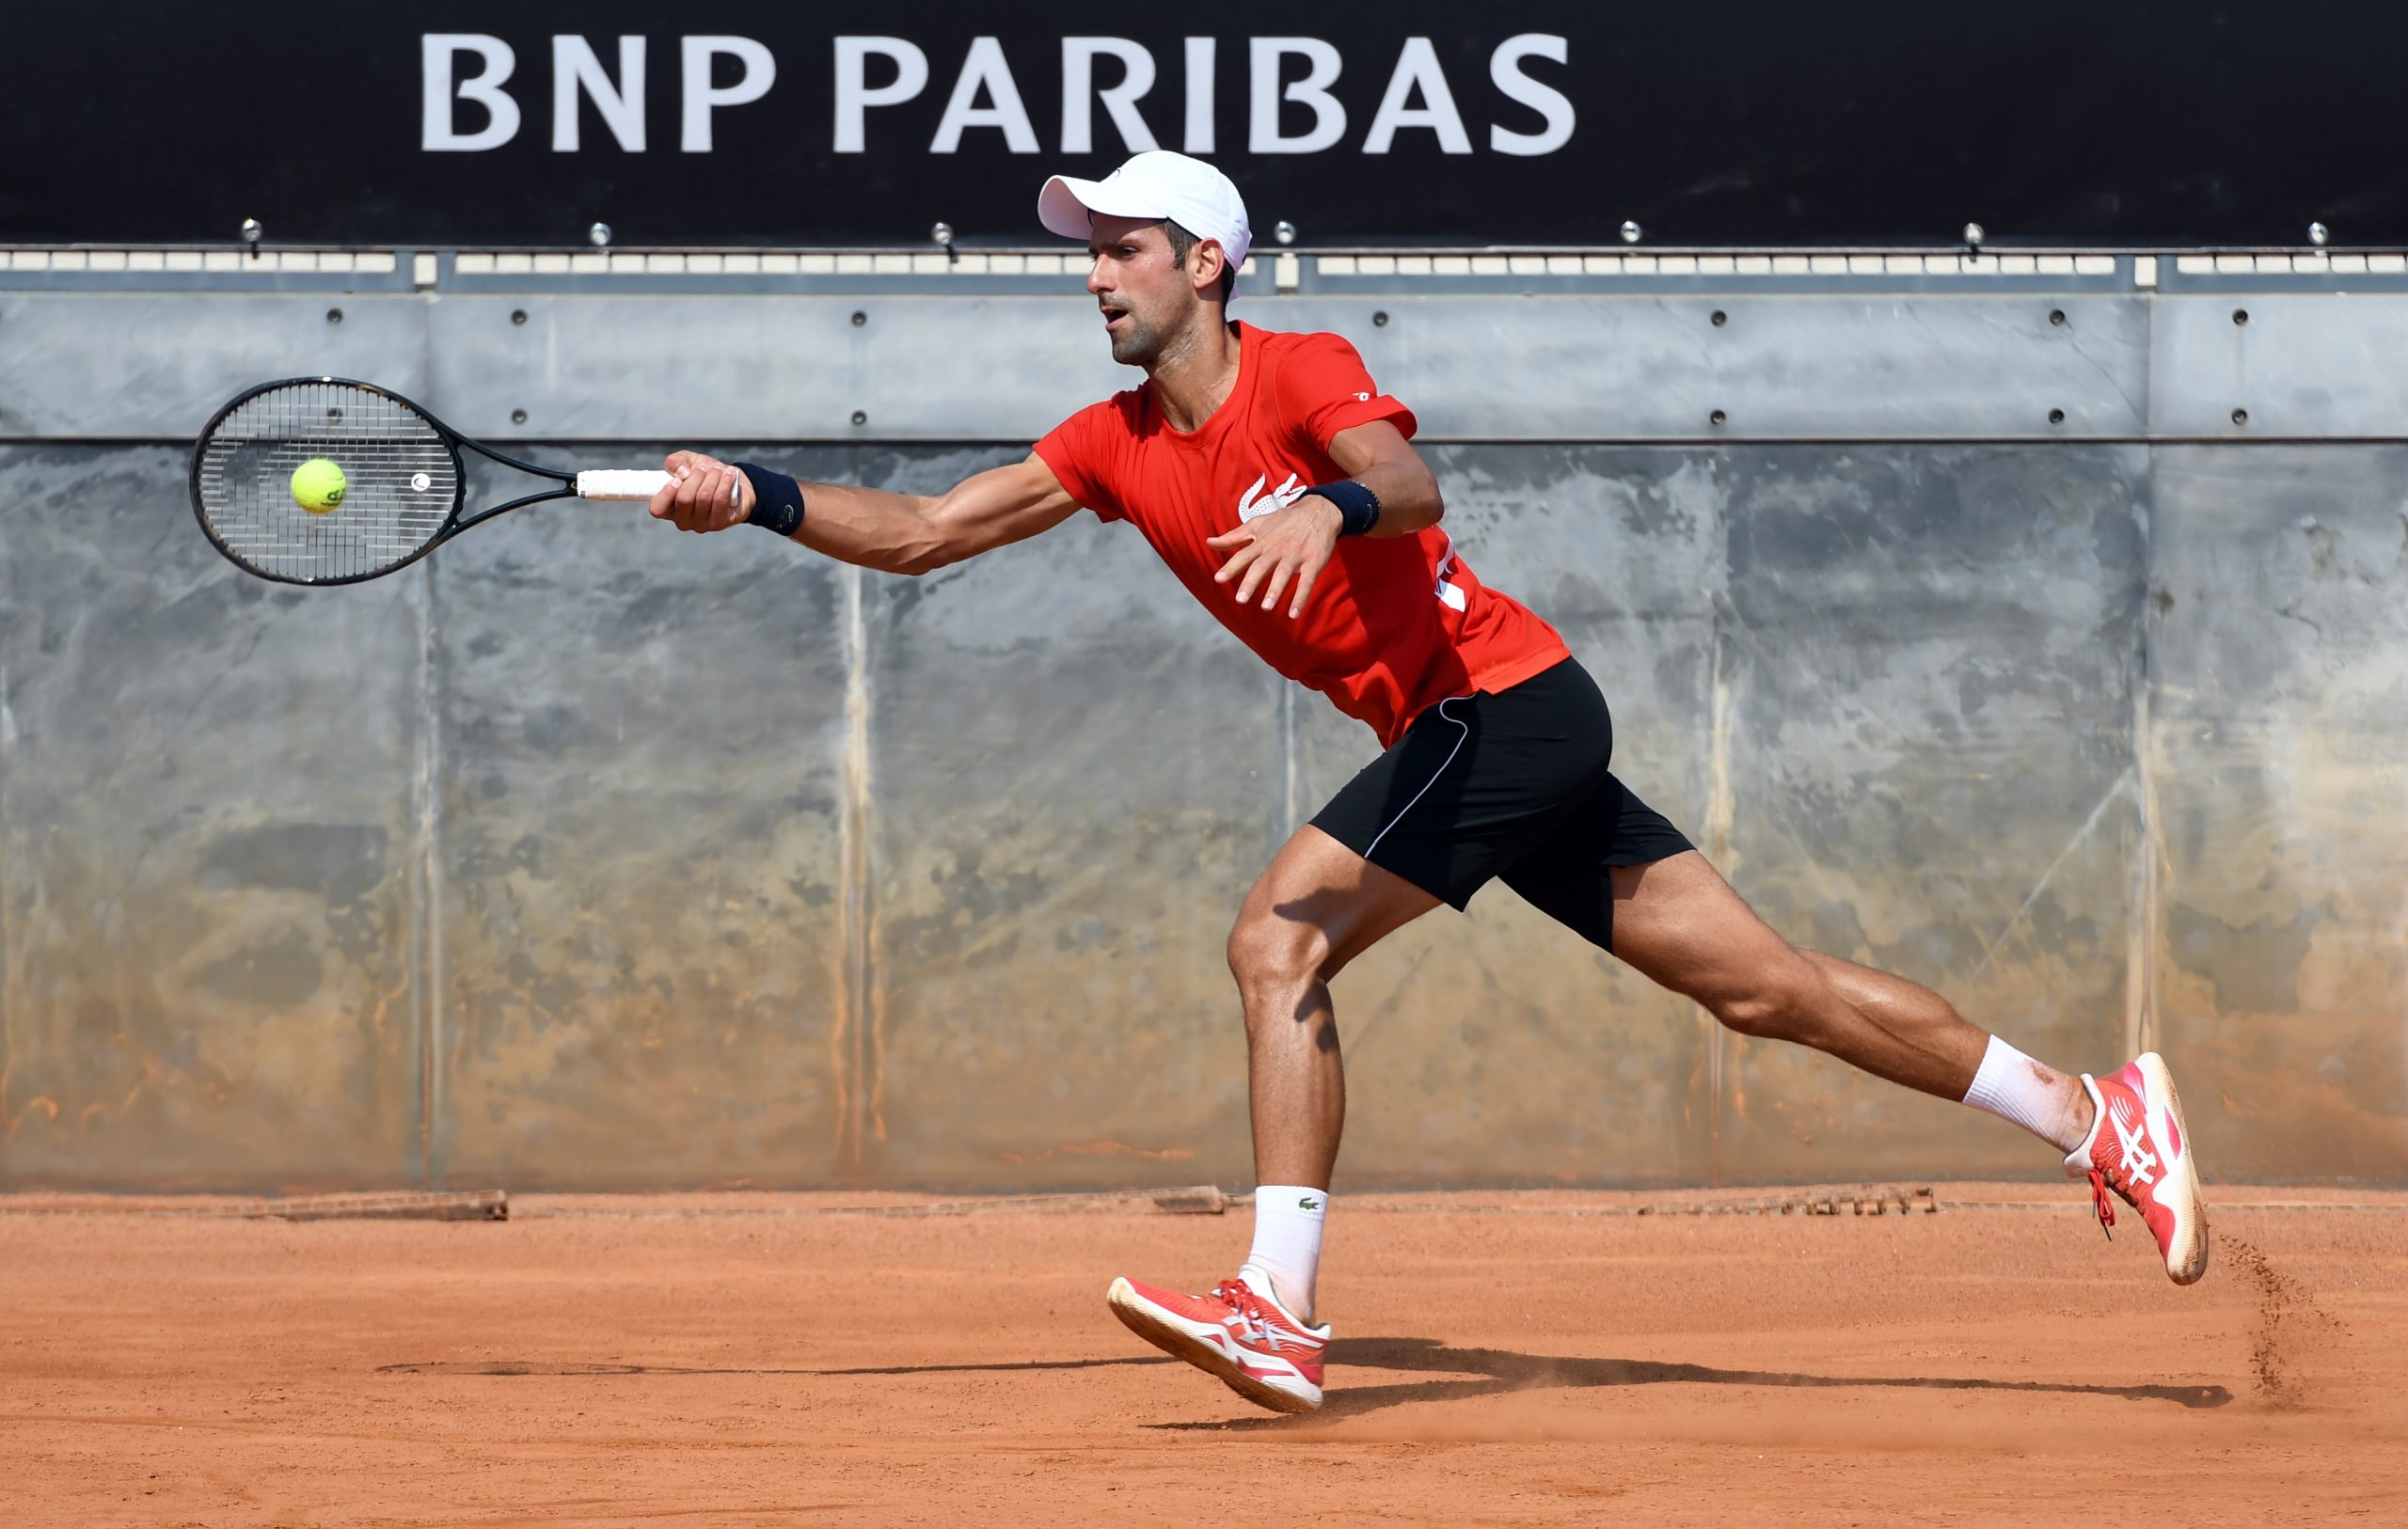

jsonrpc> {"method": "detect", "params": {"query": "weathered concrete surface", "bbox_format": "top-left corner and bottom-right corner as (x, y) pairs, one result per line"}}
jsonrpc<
(859, 446), (1288, 1190)
(2147, 448), (2408, 1181)
(0, 446), (423, 1189)
(0, 294), (428, 439)
(2148, 295), (2408, 439)
(2, 433), (2398, 1190)
(1, 287), (2161, 445)
(430, 449), (855, 1190)
(1304, 294), (2152, 441)
(1714, 447), (2150, 1182)
(425, 297), (1133, 444)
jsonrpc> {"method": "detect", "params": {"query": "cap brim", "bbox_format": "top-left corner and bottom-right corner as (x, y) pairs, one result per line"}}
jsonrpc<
(1037, 173), (1169, 241)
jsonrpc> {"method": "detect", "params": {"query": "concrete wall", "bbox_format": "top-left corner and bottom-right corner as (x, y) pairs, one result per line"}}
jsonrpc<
(2, 256), (2403, 1189)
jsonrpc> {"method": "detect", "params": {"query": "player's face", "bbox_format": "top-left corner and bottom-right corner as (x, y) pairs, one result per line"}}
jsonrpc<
(1086, 215), (1196, 367)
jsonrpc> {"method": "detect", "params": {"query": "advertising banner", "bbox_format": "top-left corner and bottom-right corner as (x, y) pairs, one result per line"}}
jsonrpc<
(8, 3), (2400, 248)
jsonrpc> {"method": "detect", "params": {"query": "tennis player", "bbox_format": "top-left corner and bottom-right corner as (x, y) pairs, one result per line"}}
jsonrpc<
(650, 150), (2208, 1416)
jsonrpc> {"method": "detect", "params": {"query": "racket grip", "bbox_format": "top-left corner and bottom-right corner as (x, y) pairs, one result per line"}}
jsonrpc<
(576, 469), (676, 501)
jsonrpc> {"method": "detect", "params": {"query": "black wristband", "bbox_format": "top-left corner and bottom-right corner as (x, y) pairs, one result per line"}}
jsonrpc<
(1306, 480), (1382, 537)
(734, 463), (806, 537)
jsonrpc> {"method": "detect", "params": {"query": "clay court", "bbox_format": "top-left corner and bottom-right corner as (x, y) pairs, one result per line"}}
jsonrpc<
(11, 11), (2408, 1529)
(7, 1186), (2401, 1526)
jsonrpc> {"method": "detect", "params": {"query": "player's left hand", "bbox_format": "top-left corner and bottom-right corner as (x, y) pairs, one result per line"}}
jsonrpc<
(1207, 497), (1343, 618)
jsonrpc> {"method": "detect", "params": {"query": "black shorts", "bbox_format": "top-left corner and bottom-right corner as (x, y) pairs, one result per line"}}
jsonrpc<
(1308, 657), (1693, 950)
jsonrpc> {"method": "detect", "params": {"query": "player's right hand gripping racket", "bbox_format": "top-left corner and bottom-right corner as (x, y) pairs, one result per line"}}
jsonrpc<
(189, 377), (799, 586)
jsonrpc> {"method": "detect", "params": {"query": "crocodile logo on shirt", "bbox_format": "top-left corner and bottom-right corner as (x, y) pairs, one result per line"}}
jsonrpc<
(1237, 471), (1308, 523)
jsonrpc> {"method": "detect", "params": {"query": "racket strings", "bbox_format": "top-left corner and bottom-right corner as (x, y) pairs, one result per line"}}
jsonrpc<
(194, 382), (459, 582)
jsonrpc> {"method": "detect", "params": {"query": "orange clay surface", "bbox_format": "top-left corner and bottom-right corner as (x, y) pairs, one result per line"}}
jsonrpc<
(4, 1185), (2402, 1527)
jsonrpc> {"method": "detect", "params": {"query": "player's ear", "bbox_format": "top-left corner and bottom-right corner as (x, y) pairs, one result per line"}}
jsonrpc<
(1195, 240), (1228, 299)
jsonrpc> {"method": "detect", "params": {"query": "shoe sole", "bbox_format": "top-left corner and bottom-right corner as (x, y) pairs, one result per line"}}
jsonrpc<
(2140, 1051), (2210, 1285)
(1105, 1278), (1323, 1414)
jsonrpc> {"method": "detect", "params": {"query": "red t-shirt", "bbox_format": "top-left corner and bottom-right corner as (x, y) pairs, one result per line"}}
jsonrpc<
(1033, 323), (1570, 746)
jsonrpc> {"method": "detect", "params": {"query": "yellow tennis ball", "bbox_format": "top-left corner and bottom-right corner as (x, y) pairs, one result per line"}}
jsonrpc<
(291, 457), (347, 514)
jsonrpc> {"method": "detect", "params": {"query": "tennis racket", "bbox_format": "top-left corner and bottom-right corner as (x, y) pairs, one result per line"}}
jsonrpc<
(188, 376), (794, 586)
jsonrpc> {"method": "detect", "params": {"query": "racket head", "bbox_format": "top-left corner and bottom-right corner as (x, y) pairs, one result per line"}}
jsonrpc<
(189, 377), (467, 586)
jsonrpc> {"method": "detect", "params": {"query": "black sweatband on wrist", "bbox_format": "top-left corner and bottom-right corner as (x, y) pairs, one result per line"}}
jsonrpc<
(734, 463), (806, 537)
(1307, 480), (1381, 537)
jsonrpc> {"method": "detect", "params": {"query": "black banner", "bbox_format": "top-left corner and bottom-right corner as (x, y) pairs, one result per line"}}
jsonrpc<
(11, 3), (2408, 249)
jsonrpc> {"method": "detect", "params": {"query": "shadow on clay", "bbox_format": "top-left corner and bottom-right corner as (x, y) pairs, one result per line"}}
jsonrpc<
(381, 1336), (2231, 1424)
(1149, 1337), (2232, 1430)
(376, 1356), (1175, 1378)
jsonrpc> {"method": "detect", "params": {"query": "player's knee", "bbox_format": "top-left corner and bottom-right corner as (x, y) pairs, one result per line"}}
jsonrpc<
(1711, 991), (1790, 1038)
(1225, 909), (1327, 995)
(1708, 967), (1817, 1040)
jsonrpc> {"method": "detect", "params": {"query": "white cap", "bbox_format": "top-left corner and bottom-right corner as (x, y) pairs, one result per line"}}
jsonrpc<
(1038, 150), (1252, 296)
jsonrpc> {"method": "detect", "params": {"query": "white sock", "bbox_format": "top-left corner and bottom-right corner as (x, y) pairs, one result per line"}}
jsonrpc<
(1242, 1186), (1328, 1325)
(1960, 1035), (2092, 1155)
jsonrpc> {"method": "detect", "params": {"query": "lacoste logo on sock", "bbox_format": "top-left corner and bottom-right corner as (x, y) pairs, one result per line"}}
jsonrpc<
(1299, 1196), (1322, 1210)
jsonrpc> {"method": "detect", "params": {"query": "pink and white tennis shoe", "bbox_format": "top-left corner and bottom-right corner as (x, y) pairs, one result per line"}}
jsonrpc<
(2068, 1051), (2209, 1285)
(1107, 1271), (1329, 1413)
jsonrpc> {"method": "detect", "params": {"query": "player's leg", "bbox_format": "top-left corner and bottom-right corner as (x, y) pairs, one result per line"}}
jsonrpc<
(1508, 834), (2011, 1100)
(1796, 947), (2089, 1149)
(1218, 667), (1608, 1321)
(1226, 824), (1440, 1195)
(1107, 826), (1437, 1414)
(1500, 777), (2099, 1132)
(1600, 851), (2052, 1110)
(1500, 773), (2205, 1283)
(1608, 853), (2203, 1280)
(1509, 814), (2205, 1284)
(1110, 661), (1616, 1412)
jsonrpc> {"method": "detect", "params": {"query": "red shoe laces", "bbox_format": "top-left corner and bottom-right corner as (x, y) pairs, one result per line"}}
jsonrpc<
(2087, 1167), (2116, 1240)
(1213, 1279), (1271, 1339)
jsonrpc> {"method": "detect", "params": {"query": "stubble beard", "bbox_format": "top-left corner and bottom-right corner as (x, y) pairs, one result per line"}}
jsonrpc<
(1107, 292), (1202, 370)
(1107, 315), (1163, 368)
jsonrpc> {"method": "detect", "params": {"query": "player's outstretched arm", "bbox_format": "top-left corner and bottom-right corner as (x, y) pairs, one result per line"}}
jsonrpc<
(647, 451), (1082, 575)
